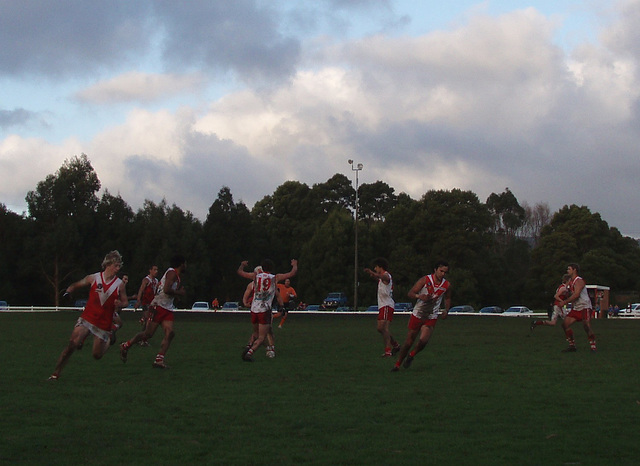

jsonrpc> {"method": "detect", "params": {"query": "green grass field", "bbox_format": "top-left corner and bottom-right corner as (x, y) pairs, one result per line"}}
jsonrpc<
(1, 311), (639, 465)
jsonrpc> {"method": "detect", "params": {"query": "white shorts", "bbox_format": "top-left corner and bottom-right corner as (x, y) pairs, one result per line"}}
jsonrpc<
(551, 305), (567, 321)
(75, 317), (111, 343)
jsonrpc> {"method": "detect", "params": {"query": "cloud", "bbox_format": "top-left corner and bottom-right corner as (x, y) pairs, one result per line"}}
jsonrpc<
(74, 72), (207, 104)
(1, 1), (640, 237)
(0, 134), (83, 212)
(0, 108), (45, 129)
(0, 0), (153, 76)
(152, 0), (301, 83)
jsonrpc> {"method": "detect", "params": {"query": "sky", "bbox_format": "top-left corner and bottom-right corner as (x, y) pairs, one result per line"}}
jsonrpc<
(1, 0), (639, 237)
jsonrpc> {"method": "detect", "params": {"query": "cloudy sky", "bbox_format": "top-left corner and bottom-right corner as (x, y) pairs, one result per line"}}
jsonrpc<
(1, 0), (639, 237)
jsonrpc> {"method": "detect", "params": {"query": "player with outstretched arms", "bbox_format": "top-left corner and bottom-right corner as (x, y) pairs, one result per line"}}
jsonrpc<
(392, 260), (451, 372)
(237, 259), (297, 362)
(48, 250), (128, 380)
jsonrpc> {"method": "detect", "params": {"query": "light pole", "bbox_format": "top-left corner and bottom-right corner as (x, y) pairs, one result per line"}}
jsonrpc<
(348, 159), (363, 311)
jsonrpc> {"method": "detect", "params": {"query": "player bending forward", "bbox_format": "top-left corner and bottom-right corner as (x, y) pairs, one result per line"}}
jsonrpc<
(392, 261), (451, 372)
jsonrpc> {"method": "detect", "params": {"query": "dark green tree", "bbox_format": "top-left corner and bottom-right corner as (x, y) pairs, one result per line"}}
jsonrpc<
(25, 154), (101, 305)
(203, 187), (254, 303)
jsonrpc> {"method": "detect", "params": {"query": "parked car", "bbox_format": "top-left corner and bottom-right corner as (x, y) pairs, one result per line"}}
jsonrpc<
(305, 304), (321, 312)
(479, 306), (503, 314)
(191, 301), (210, 310)
(322, 292), (348, 309)
(503, 306), (533, 316)
(221, 301), (240, 311)
(448, 305), (476, 314)
(617, 303), (640, 317)
(0, 300), (7, 310)
(394, 302), (414, 312)
(74, 299), (88, 308)
(124, 299), (137, 309)
(367, 305), (379, 312)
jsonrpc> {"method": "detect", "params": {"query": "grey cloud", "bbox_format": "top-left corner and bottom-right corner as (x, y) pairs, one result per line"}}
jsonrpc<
(153, 0), (301, 83)
(0, 0), (153, 76)
(0, 0), (300, 83)
(123, 130), (279, 218)
(0, 108), (36, 128)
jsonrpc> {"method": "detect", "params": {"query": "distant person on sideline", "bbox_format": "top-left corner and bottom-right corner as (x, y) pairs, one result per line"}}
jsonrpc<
(49, 250), (128, 380)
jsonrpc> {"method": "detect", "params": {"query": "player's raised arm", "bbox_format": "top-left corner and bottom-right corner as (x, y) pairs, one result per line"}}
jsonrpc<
(237, 260), (256, 280)
(276, 259), (298, 282)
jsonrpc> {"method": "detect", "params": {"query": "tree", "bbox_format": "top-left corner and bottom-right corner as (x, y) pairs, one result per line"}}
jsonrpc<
(25, 155), (101, 305)
(203, 187), (254, 303)
(486, 188), (526, 238)
(358, 180), (397, 223)
(519, 201), (551, 243)
(310, 174), (353, 214)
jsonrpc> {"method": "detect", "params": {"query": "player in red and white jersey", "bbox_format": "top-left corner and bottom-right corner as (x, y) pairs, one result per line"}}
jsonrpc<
(120, 255), (187, 368)
(237, 258), (297, 362)
(364, 257), (400, 357)
(531, 274), (571, 330)
(134, 265), (159, 339)
(242, 272), (281, 358)
(49, 251), (128, 380)
(392, 260), (452, 372)
(558, 263), (596, 352)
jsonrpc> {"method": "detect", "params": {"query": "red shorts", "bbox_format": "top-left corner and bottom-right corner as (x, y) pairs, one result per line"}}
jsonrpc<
(251, 311), (272, 325)
(408, 314), (437, 330)
(152, 306), (175, 323)
(567, 309), (591, 322)
(377, 306), (395, 321)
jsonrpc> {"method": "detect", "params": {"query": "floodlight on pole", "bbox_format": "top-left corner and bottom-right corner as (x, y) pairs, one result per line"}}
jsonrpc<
(349, 159), (363, 311)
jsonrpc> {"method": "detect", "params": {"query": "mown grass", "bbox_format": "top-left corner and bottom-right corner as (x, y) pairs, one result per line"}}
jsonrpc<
(1, 311), (639, 465)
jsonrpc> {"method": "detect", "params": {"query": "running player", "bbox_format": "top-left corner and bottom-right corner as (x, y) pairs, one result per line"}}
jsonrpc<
(48, 251), (128, 380)
(120, 255), (186, 368)
(530, 274), (571, 330)
(558, 263), (597, 352)
(364, 257), (400, 357)
(134, 264), (159, 345)
(392, 260), (451, 372)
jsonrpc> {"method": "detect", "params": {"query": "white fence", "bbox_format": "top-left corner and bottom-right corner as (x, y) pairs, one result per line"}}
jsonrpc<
(0, 306), (552, 317)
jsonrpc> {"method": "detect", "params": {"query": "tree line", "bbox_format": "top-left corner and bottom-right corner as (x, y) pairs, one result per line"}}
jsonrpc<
(1, 154), (639, 309)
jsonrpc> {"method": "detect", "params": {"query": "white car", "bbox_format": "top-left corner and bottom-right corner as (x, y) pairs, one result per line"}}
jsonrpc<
(618, 303), (640, 317)
(503, 306), (533, 316)
(191, 301), (210, 310)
